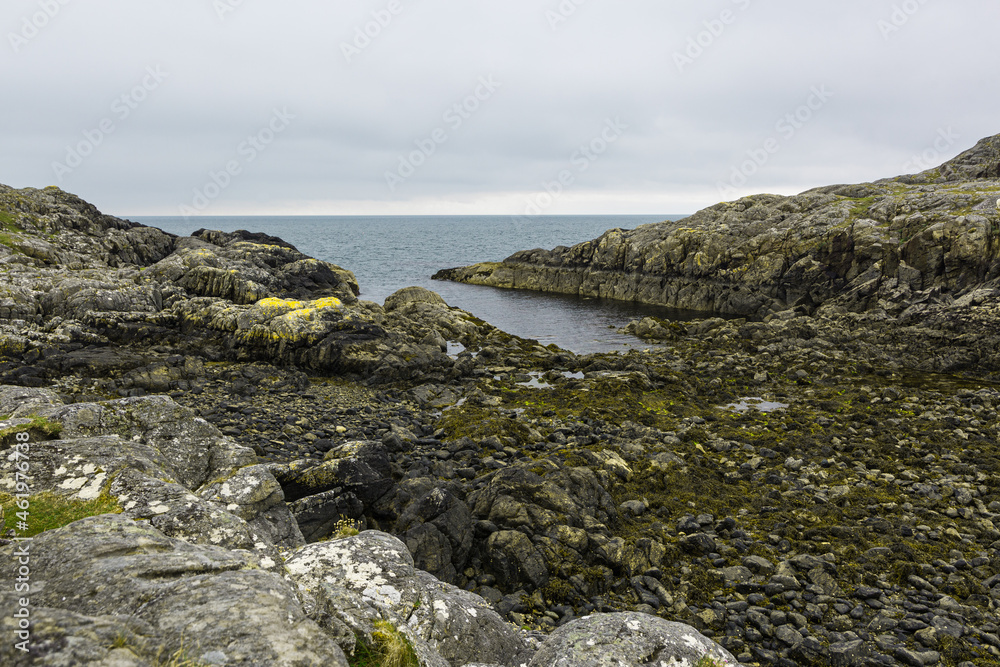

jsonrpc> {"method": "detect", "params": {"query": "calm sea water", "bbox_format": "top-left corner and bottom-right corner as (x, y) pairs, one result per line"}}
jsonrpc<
(131, 215), (699, 354)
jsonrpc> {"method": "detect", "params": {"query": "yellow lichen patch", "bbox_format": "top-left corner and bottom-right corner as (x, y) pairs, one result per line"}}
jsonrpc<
(239, 296), (346, 341)
(256, 297), (305, 312)
(254, 296), (342, 315)
(311, 296), (343, 309)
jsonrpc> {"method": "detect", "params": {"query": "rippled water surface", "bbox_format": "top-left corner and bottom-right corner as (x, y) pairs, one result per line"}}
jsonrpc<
(132, 215), (701, 354)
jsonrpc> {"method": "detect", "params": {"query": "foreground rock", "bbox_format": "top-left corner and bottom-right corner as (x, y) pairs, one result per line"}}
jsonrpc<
(0, 385), (741, 666)
(0, 515), (347, 667)
(528, 612), (739, 667)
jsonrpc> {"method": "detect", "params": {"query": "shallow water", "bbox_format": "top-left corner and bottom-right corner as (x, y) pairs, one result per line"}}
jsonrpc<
(132, 214), (705, 354)
(723, 397), (790, 413)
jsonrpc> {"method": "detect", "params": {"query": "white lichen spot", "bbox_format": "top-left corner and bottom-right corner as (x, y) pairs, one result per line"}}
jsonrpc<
(53, 465), (67, 475)
(363, 583), (402, 607)
(58, 477), (88, 491)
(433, 600), (450, 621)
(221, 482), (233, 497)
(681, 634), (702, 651)
(148, 503), (171, 515)
(627, 619), (641, 631)
(124, 501), (138, 510)
(467, 607), (477, 618)
(227, 503), (239, 512)
(261, 557), (276, 569)
(76, 473), (107, 500)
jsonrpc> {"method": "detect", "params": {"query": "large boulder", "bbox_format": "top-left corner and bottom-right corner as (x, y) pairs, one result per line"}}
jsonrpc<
(468, 464), (619, 591)
(0, 514), (348, 666)
(286, 530), (535, 667)
(393, 481), (475, 584)
(0, 389), (303, 558)
(528, 612), (742, 667)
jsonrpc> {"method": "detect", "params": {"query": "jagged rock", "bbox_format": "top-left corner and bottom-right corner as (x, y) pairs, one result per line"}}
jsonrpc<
(411, 570), (535, 667)
(286, 530), (532, 667)
(270, 447), (395, 542)
(396, 485), (474, 584)
(0, 388), (299, 561)
(527, 612), (741, 666)
(0, 514), (348, 666)
(435, 135), (1000, 353)
(0, 184), (499, 383)
(486, 530), (550, 591)
(469, 464), (619, 589)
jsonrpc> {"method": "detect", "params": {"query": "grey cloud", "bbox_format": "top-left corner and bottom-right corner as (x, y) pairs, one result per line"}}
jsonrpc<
(2, 0), (997, 215)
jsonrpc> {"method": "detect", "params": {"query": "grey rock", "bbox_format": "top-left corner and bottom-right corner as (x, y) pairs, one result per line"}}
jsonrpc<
(828, 639), (870, 667)
(527, 612), (741, 667)
(486, 530), (549, 591)
(411, 570), (534, 667)
(0, 514), (348, 666)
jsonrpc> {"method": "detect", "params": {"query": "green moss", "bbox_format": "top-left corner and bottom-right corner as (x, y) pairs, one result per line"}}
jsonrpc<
(541, 577), (575, 604)
(0, 414), (63, 443)
(0, 489), (123, 537)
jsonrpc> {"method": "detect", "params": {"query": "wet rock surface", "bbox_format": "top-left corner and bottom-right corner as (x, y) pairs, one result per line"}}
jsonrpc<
(5, 138), (1000, 665)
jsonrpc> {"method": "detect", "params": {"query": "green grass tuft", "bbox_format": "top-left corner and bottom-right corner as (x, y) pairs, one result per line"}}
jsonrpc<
(0, 489), (123, 537)
(0, 414), (63, 441)
(348, 621), (420, 667)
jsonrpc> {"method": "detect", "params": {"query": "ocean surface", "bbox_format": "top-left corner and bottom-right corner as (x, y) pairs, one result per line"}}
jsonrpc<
(131, 215), (700, 354)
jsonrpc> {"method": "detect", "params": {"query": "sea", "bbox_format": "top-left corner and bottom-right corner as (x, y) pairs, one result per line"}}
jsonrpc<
(130, 215), (701, 354)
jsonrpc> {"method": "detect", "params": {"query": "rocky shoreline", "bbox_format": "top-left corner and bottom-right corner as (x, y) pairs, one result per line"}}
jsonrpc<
(2, 136), (1000, 666)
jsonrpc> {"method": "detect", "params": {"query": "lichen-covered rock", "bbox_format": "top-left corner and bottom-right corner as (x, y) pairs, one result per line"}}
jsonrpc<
(435, 135), (1000, 339)
(286, 531), (424, 629)
(410, 570), (535, 667)
(286, 530), (535, 667)
(0, 514), (348, 666)
(31, 394), (256, 489)
(0, 385), (62, 416)
(286, 531), (449, 667)
(528, 612), (742, 667)
(0, 388), (297, 559)
(0, 184), (499, 384)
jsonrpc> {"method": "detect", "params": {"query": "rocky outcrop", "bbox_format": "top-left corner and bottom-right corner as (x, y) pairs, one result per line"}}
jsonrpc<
(0, 514), (346, 667)
(0, 185), (509, 386)
(435, 134), (1000, 328)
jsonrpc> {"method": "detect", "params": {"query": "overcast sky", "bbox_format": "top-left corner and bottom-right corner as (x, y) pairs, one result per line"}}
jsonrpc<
(3, 1), (997, 217)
